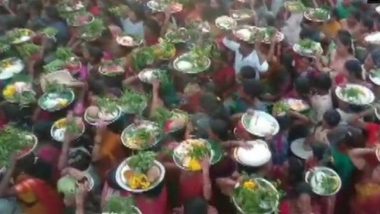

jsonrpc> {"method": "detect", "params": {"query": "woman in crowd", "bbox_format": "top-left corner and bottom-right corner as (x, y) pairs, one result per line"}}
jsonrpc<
(1, 0), (380, 214)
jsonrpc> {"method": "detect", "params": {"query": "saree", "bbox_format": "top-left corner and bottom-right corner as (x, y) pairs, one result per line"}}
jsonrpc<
(15, 178), (64, 214)
(353, 181), (380, 214)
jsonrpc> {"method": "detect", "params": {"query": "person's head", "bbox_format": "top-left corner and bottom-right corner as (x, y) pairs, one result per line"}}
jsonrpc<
(28, 0), (43, 17)
(44, 6), (61, 22)
(359, 15), (374, 33)
(67, 147), (91, 171)
(238, 66), (257, 82)
(238, 41), (254, 55)
(322, 109), (341, 128)
(287, 157), (304, 185)
(16, 154), (53, 182)
(299, 27), (320, 42)
(336, 30), (354, 56)
(82, 45), (103, 64)
(294, 76), (310, 97)
(208, 118), (230, 141)
(329, 8), (340, 22)
(183, 198), (208, 214)
(311, 142), (329, 161)
(327, 125), (364, 148)
(240, 79), (263, 100)
(344, 59), (363, 81)
(127, 3), (145, 22)
(314, 73), (331, 93)
(346, 10), (361, 27)
(194, 0), (209, 11)
(294, 182), (313, 213)
(200, 93), (223, 114)
(144, 18), (161, 39)
(365, 48), (380, 69)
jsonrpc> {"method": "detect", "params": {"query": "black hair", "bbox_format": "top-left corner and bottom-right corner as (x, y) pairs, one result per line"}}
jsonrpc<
(184, 198), (208, 214)
(17, 153), (53, 183)
(276, 115), (292, 131)
(294, 76), (310, 95)
(345, 59), (363, 79)
(351, 10), (361, 22)
(327, 126), (364, 148)
(299, 27), (320, 42)
(331, 8), (340, 20)
(106, 167), (125, 190)
(45, 6), (62, 21)
(29, 0), (43, 11)
(314, 73), (332, 91)
(294, 182), (313, 197)
(311, 142), (329, 161)
(323, 109), (341, 127)
(128, 2), (145, 21)
(144, 18), (161, 38)
(86, 45), (103, 63)
(68, 148), (91, 171)
(361, 15), (374, 31)
(239, 66), (257, 80)
(209, 118), (230, 141)
(242, 80), (263, 99)
(337, 30), (354, 54)
(288, 157), (305, 186)
(200, 93), (222, 114)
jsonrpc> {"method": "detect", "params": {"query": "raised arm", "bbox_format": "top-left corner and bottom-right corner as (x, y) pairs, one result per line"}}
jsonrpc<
(222, 36), (240, 52)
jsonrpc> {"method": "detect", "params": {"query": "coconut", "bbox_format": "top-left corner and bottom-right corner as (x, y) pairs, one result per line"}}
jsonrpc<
(147, 165), (160, 183)
(87, 106), (99, 119)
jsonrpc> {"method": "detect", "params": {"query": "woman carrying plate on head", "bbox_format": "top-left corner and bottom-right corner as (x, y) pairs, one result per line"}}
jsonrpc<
(326, 126), (377, 214)
(0, 154), (64, 214)
(326, 30), (356, 80)
(337, 59), (372, 89)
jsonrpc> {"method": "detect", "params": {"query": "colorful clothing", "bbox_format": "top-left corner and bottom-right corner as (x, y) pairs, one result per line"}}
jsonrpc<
(179, 172), (204, 204)
(271, 132), (289, 165)
(354, 180), (380, 214)
(365, 123), (380, 146)
(96, 130), (129, 180)
(331, 148), (356, 188)
(15, 178), (64, 214)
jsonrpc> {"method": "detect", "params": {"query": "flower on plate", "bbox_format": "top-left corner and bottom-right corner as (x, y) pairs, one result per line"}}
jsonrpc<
(3, 85), (17, 99)
(189, 159), (202, 171)
(243, 180), (257, 190)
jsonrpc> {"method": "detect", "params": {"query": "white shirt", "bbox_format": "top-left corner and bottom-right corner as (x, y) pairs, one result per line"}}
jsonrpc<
(310, 92), (333, 122)
(222, 37), (269, 79)
(281, 13), (303, 46)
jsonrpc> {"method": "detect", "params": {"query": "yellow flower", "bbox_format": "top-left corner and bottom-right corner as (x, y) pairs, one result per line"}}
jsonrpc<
(243, 180), (257, 190)
(189, 159), (202, 171)
(128, 174), (151, 189)
(58, 99), (69, 107)
(56, 119), (67, 128)
(3, 85), (16, 99)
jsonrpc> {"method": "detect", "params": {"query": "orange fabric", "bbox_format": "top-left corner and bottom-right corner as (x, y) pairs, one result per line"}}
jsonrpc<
(321, 21), (342, 39)
(96, 130), (128, 180)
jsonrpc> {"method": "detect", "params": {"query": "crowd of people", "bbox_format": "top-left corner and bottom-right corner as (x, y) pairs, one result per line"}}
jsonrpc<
(0, 0), (380, 213)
